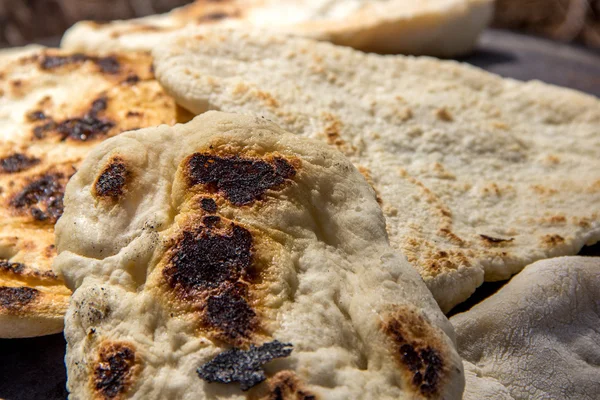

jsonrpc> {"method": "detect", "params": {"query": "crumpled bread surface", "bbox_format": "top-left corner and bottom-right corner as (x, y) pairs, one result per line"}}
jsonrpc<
(61, 0), (493, 57)
(153, 29), (600, 312)
(452, 256), (600, 400)
(54, 111), (464, 399)
(0, 46), (183, 338)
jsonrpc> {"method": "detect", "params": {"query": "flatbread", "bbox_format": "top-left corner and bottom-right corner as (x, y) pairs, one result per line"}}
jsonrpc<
(462, 361), (514, 400)
(60, 0), (493, 57)
(54, 111), (464, 399)
(451, 256), (600, 399)
(153, 30), (600, 312)
(0, 47), (185, 338)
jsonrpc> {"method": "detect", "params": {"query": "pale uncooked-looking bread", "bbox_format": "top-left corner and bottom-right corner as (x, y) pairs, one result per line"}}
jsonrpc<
(0, 47), (185, 338)
(153, 30), (600, 312)
(54, 111), (464, 399)
(452, 257), (600, 400)
(60, 0), (493, 57)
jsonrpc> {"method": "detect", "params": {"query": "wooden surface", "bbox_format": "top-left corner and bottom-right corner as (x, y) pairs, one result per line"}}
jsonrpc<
(0, 29), (598, 400)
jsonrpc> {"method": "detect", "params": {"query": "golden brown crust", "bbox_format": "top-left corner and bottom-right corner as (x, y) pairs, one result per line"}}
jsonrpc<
(248, 370), (318, 400)
(381, 305), (454, 398)
(91, 341), (140, 400)
(93, 156), (131, 201)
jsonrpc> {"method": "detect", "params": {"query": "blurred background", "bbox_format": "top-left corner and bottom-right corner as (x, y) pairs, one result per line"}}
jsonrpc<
(1, 0), (600, 49)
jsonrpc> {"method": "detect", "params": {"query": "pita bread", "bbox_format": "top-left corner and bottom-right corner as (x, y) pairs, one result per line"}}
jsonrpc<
(451, 256), (600, 399)
(60, 0), (493, 57)
(54, 111), (464, 399)
(153, 30), (600, 312)
(0, 47), (185, 338)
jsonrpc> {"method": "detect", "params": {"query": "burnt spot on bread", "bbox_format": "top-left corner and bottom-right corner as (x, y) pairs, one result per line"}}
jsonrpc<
(40, 53), (86, 69)
(26, 111), (48, 121)
(94, 156), (129, 200)
(40, 53), (120, 74)
(32, 96), (114, 142)
(95, 57), (121, 74)
(165, 223), (252, 291)
(126, 111), (142, 118)
(164, 220), (261, 344)
(185, 153), (296, 206)
(0, 260), (26, 275)
(200, 197), (217, 213)
(58, 97), (114, 141)
(202, 215), (221, 227)
(93, 342), (138, 399)
(0, 153), (40, 173)
(205, 283), (257, 341)
(382, 307), (450, 397)
(0, 286), (39, 311)
(123, 74), (140, 85)
(33, 122), (55, 139)
(265, 371), (317, 400)
(10, 171), (71, 223)
(0, 258), (58, 281)
(197, 340), (293, 391)
(479, 234), (514, 244)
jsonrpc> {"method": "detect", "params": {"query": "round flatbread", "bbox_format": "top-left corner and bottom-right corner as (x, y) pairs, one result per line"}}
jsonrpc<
(452, 257), (600, 399)
(54, 111), (464, 399)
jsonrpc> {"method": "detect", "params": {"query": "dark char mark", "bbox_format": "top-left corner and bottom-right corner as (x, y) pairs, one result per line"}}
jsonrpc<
(197, 340), (293, 391)
(186, 154), (296, 206)
(94, 343), (136, 399)
(166, 224), (252, 291)
(480, 234), (514, 244)
(200, 197), (217, 213)
(164, 221), (261, 343)
(205, 284), (256, 340)
(268, 371), (317, 400)
(27, 111), (47, 121)
(40, 54), (120, 74)
(95, 158), (128, 199)
(33, 97), (114, 141)
(0, 153), (40, 173)
(0, 260), (26, 274)
(384, 318), (445, 397)
(401, 345), (444, 395)
(0, 286), (39, 310)
(10, 173), (66, 222)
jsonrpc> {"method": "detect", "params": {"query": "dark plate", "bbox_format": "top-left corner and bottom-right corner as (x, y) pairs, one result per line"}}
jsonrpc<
(0, 28), (598, 400)
(462, 29), (600, 97)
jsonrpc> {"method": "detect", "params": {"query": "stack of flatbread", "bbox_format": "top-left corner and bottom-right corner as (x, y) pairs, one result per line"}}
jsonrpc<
(0, 2), (598, 399)
(152, 29), (600, 312)
(61, 0), (494, 56)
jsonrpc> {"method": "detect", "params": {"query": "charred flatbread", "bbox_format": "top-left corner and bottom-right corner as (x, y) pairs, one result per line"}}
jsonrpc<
(54, 111), (465, 399)
(0, 47), (185, 337)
